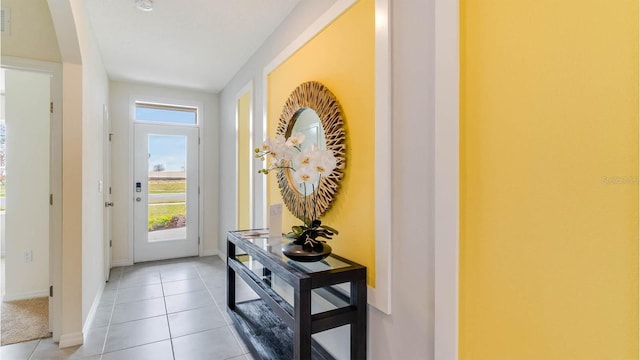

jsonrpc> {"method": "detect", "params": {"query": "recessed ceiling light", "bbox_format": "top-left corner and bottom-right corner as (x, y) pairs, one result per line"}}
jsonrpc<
(135, 0), (153, 12)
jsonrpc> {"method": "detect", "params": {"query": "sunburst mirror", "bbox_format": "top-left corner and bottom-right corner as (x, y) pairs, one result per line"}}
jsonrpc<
(275, 81), (346, 220)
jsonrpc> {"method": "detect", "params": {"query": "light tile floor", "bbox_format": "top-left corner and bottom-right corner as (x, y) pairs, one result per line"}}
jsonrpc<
(1, 256), (259, 360)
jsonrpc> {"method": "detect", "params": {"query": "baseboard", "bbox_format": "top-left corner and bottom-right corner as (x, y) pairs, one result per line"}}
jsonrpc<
(3, 289), (49, 302)
(201, 248), (219, 257)
(83, 283), (104, 335)
(216, 251), (226, 264)
(111, 258), (133, 267)
(59, 332), (83, 348)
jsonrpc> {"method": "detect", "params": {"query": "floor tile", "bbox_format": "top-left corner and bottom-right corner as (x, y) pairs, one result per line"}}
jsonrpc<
(115, 283), (164, 303)
(29, 337), (83, 360)
(228, 324), (250, 354)
(200, 271), (226, 289)
(0, 255), (251, 360)
(98, 289), (118, 307)
(160, 267), (199, 282)
(89, 305), (114, 329)
(167, 305), (226, 338)
(228, 355), (251, 360)
(104, 315), (170, 353)
(101, 340), (173, 360)
(208, 284), (227, 304)
(110, 297), (166, 324)
(162, 278), (206, 296)
(65, 326), (108, 359)
(172, 326), (244, 360)
(164, 290), (214, 314)
(0, 339), (39, 360)
(119, 272), (162, 289)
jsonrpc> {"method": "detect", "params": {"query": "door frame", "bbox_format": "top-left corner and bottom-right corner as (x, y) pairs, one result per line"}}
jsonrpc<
(1, 56), (62, 342)
(103, 104), (112, 280)
(128, 95), (204, 263)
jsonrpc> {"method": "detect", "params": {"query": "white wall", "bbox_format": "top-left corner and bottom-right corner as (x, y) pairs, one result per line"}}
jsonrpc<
(219, 0), (437, 358)
(368, 0), (436, 358)
(71, 0), (110, 328)
(46, 0), (110, 346)
(0, 0), (62, 62)
(109, 81), (219, 265)
(3, 69), (51, 300)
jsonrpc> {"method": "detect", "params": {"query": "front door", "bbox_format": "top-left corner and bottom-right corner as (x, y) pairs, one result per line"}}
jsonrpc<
(134, 123), (199, 262)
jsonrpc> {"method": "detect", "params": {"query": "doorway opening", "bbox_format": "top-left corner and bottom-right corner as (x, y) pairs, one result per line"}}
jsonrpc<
(0, 62), (61, 345)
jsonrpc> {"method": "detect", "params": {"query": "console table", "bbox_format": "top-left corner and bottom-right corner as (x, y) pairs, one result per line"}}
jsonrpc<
(226, 230), (367, 359)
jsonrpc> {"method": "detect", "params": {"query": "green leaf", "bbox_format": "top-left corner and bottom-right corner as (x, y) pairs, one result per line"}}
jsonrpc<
(320, 224), (339, 234)
(290, 226), (305, 236)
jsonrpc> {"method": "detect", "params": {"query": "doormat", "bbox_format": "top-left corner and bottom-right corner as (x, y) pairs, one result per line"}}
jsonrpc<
(1, 297), (51, 346)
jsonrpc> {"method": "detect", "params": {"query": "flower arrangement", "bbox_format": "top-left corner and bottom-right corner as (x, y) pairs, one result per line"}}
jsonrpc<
(255, 132), (339, 251)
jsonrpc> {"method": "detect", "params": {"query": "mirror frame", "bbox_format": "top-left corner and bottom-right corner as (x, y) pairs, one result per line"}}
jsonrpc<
(275, 81), (346, 220)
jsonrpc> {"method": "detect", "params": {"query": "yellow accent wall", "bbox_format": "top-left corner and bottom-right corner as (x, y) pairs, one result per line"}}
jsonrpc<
(237, 91), (251, 229)
(267, 0), (375, 285)
(460, 1), (639, 359)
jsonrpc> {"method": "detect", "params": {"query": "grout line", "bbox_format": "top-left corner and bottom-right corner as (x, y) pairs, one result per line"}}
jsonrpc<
(159, 269), (177, 360)
(197, 258), (252, 356)
(98, 268), (123, 358)
(81, 256), (227, 359)
(26, 339), (41, 360)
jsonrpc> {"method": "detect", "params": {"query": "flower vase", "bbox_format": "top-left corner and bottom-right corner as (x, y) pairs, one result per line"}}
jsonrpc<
(282, 238), (332, 262)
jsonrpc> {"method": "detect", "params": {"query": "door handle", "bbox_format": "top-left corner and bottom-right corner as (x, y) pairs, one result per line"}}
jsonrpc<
(136, 197), (142, 202)
(105, 202), (114, 207)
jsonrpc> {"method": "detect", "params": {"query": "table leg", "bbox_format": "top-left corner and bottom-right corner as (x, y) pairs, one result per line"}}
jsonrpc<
(294, 281), (312, 359)
(351, 277), (367, 359)
(227, 241), (236, 310)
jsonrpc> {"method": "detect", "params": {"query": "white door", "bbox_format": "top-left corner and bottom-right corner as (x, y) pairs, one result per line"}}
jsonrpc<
(103, 104), (112, 280)
(134, 123), (199, 262)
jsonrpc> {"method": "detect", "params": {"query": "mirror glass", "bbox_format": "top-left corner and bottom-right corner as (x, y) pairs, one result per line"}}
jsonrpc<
(286, 108), (326, 196)
(275, 81), (345, 221)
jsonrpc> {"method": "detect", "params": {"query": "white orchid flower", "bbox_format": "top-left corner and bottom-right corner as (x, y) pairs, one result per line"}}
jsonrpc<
(293, 165), (318, 185)
(270, 141), (291, 161)
(314, 150), (337, 177)
(261, 138), (271, 152)
(285, 132), (305, 147)
(293, 144), (316, 168)
(273, 135), (286, 146)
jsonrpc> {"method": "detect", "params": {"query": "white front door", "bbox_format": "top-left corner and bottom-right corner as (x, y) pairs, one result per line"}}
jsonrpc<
(134, 123), (199, 262)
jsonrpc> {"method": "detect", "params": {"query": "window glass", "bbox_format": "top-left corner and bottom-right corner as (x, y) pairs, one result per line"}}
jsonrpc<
(135, 102), (197, 125)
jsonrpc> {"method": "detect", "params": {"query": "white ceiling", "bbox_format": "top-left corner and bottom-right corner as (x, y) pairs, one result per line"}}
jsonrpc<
(84, 0), (301, 93)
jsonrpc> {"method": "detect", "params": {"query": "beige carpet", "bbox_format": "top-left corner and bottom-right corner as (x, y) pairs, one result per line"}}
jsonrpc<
(1, 297), (50, 346)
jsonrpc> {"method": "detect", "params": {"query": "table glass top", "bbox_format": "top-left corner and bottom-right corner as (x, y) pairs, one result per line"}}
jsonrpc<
(231, 230), (352, 273)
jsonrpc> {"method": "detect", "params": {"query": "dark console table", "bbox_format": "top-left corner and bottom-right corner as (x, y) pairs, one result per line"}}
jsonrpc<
(226, 230), (367, 359)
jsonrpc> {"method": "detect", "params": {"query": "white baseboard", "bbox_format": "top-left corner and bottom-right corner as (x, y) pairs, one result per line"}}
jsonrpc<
(3, 289), (49, 302)
(201, 248), (219, 257)
(83, 283), (105, 335)
(111, 259), (133, 267)
(216, 251), (226, 264)
(59, 332), (83, 348)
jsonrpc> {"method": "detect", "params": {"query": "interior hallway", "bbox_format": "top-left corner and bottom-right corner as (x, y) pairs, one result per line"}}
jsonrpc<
(0, 256), (258, 360)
